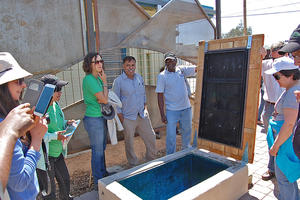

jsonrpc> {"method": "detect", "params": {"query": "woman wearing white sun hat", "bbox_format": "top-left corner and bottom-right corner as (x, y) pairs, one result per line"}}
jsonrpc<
(0, 52), (48, 200)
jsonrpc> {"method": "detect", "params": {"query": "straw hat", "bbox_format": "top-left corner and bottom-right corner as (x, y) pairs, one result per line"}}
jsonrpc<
(0, 52), (32, 85)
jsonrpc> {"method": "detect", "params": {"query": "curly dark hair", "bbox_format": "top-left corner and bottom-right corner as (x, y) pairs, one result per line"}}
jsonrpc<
(82, 52), (103, 74)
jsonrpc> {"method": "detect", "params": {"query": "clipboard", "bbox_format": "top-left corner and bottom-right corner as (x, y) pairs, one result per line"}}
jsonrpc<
(64, 120), (80, 137)
(62, 120), (80, 149)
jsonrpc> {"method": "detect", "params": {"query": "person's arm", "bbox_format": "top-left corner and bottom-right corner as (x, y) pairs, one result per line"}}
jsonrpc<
(179, 65), (197, 77)
(0, 104), (35, 190)
(270, 108), (298, 156)
(112, 78), (124, 123)
(95, 71), (109, 104)
(295, 90), (300, 102)
(157, 93), (167, 124)
(7, 117), (47, 192)
(155, 74), (167, 124)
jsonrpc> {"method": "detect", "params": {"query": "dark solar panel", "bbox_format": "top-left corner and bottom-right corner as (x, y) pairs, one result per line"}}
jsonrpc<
(198, 48), (250, 148)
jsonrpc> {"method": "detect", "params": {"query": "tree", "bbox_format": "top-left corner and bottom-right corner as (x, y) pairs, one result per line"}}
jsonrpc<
(222, 22), (252, 38)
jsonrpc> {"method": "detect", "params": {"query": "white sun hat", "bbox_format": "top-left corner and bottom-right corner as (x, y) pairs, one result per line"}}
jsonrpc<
(265, 56), (298, 75)
(0, 52), (32, 85)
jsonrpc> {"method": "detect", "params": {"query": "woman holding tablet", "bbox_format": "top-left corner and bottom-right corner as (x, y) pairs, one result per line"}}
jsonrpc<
(37, 74), (74, 200)
(0, 52), (48, 200)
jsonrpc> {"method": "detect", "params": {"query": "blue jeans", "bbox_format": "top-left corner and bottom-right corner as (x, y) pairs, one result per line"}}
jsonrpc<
(166, 107), (192, 154)
(83, 116), (107, 186)
(275, 161), (299, 200)
(258, 88), (265, 121)
(262, 101), (275, 132)
(264, 102), (276, 173)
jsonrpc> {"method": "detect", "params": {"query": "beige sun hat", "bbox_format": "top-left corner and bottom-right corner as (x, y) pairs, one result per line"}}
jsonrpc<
(0, 52), (32, 85)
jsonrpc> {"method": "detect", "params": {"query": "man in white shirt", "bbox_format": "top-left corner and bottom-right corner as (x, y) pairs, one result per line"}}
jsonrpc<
(156, 53), (196, 155)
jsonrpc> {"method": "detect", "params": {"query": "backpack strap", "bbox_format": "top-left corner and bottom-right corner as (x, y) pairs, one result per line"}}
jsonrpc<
(41, 139), (50, 171)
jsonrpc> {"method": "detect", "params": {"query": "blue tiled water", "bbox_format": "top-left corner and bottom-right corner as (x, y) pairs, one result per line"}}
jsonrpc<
(118, 154), (229, 200)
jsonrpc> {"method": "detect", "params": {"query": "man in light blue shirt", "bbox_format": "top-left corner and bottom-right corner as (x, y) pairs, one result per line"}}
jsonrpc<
(156, 52), (196, 154)
(113, 56), (156, 166)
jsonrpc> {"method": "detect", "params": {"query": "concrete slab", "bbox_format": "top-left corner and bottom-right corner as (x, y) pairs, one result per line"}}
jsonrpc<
(74, 125), (300, 200)
(74, 190), (98, 200)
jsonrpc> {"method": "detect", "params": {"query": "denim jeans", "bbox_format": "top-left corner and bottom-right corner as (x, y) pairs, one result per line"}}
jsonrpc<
(264, 102), (276, 172)
(166, 107), (192, 155)
(262, 101), (275, 131)
(83, 116), (107, 187)
(275, 161), (299, 200)
(258, 88), (265, 121)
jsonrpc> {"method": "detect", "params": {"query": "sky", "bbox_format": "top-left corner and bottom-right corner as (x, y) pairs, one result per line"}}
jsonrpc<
(199, 0), (300, 47)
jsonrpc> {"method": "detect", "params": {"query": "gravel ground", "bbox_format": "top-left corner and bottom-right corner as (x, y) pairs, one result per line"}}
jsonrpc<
(37, 131), (182, 199)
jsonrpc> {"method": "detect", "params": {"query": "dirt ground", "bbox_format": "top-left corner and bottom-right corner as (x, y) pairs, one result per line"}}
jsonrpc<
(65, 131), (183, 197)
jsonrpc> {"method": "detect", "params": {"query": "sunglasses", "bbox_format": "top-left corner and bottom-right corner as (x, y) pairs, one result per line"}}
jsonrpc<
(17, 78), (25, 85)
(91, 60), (104, 64)
(273, 74), (281, 80)
(55, 86), (62, 92)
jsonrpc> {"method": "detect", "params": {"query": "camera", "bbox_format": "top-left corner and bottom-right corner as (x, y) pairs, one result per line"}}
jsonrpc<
(22, 79), (55, 118)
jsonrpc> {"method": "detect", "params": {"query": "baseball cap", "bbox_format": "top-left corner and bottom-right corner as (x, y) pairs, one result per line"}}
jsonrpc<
(0, 52), (32, 85)
(40, 74), (68, 87)
(265, 56), (298, 75)
(279, 24), (300, 55)
(164, 52), (176, 61)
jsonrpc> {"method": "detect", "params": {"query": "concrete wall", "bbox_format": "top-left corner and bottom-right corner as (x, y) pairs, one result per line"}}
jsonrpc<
(65, 85), (164, 154)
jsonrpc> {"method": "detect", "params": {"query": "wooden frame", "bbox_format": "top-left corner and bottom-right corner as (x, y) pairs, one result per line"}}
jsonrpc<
(192, 35), (264, 163)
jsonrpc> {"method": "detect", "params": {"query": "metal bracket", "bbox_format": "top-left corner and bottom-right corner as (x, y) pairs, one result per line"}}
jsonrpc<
(246, 35), (252, 49)
(204, 42), (208, 53)
(241, 142), (249, 163)
(192, 129), (198, 148)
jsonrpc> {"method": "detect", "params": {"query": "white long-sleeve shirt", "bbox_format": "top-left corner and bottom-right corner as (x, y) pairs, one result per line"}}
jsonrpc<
(262, 59), (285, 103)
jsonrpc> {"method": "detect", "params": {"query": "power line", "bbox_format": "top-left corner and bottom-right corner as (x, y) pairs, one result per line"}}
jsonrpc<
(224, 2), (300, 16)
(222, 9), (300, 18)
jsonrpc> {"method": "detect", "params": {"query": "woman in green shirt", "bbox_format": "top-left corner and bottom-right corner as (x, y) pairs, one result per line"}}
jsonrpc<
(82, 53), (109, 188)
(37, 74), (74, 200)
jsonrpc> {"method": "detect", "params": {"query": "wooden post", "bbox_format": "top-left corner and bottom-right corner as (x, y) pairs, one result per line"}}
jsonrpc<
(85, 0), (96, 53)
(93, 0), (100, 52)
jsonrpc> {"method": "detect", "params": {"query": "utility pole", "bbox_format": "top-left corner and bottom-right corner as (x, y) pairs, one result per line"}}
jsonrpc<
(243, 0), (247, 35)
(85, 0), (96, 53)
(216, 0), (221, 39)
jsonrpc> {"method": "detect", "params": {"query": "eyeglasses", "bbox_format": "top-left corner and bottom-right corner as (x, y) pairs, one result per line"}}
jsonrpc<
(273, 74), (281, 80)
(55, 86), (62, 92)
(17, 78), (25, 85)
(91, 60), (104, 64)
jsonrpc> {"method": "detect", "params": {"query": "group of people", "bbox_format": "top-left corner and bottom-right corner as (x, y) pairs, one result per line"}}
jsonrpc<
(258, 24), (300, 200)
(0, 48), (196, 199)
(2, 23), (299, 200)
(82, 52), (196, 189)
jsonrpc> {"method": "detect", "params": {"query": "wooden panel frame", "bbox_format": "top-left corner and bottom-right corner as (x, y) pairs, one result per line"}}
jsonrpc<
(191, 35), (264, 163)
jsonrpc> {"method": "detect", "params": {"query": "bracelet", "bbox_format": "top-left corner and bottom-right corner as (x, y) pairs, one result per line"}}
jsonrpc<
(103, 85), (108, 87)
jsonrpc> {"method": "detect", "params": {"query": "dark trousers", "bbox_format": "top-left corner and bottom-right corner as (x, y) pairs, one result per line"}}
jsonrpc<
(37, 168), (49, 195)
(38, 153), (72, 200)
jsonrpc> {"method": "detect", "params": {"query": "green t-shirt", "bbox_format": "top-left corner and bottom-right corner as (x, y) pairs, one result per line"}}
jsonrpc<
(47, 102), (65, 157)
(82, 74), (103, 117)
